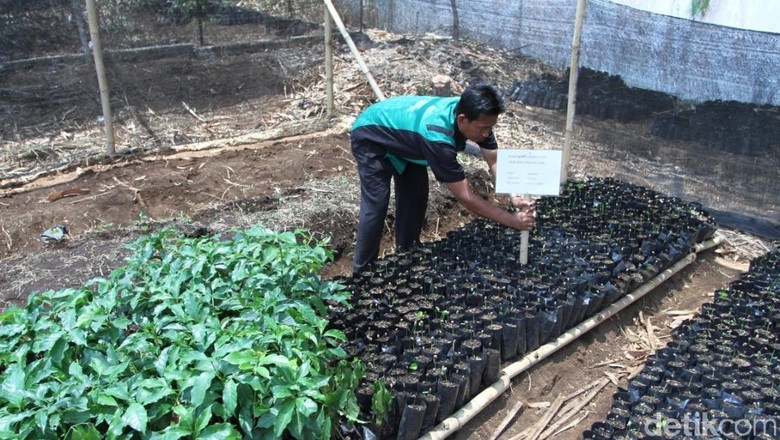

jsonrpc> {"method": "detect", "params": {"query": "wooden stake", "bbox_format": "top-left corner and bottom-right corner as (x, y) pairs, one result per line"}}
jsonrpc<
(518, 194), (531, 265)
(488, 401), (524, 440)
(506, 380), (605, 440)
(537, 379), (609, 439)
(546, 412), (590, 438)
(520, 228), (529, 265)
(324, 4), (334, 117)
(522, 394), (566, 440)
(561, 0), (586, 184)
(322, 0), (385, 101)
(85, 0), (115, 153)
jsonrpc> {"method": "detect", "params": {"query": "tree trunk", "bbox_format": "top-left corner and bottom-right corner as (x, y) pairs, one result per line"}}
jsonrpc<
(198, 18), (204, 46)
(450, 0), (460, 40)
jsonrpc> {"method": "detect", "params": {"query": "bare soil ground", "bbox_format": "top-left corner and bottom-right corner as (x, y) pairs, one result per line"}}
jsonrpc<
(1, 26), (778, 439)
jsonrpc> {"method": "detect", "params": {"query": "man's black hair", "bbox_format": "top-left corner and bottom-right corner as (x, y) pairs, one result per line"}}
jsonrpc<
(455, 83), (506, 121)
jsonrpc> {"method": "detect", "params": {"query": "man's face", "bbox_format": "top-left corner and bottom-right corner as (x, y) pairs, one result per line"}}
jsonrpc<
(456, 113), (498, 143)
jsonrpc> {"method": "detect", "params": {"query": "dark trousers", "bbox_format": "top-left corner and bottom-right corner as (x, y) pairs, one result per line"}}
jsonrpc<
(351, 140), (429, 274)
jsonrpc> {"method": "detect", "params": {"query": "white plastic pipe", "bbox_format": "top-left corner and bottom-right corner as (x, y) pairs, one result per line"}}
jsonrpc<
(418, 235), (724, 440)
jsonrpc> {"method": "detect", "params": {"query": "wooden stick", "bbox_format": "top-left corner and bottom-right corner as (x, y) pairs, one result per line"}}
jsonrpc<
(507, 379), (601, 440)
(182, 101), (206, 122)
(520, 393), (566, 440)
(561, 0), (586, 184)
(323, 3), (334, 117)
(643, 313), (657, 351)
(546, 412), (590, 439)
(537, 379), (609, 439)
(488, 401), (524, 440)
(85, 0), (115, 153)
(518, 194), (531, 265)
(322, 0), (385, 101)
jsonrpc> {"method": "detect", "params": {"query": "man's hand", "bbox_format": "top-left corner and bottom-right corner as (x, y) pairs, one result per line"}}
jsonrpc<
(510, 210), (536, 230)
(511, 196), (536, 212)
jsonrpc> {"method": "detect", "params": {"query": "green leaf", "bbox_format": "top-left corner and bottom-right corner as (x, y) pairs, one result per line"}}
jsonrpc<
(135, 384), (173, 406)
(194, 404), (213, 433)
(198, 423), (241, 440)
(149, 425), (190, 440)
(106, 407), (125, 437)
(323, 329), (347, 343)
(295, 396), (318, 417)
(224, 350), (255, 367)
(0, 409), (35, 432)
(271, 385), (294, 399)
(0, 322), (25, 347)
(258, 354), (290, 366)
(189, 372), (215, 407)
(97, 394), (119, 407)
(172, 405), (193, 431)
(34, 409), (48, 432)
(65, 422), (101, 440)
(122, 403), (147, 432)
(49, 337), (69, 367)
(32, 330), (64, 353)
(273, 399), (295, 438)
(222, 380), (237, 417)
(0, 364), (26, 407)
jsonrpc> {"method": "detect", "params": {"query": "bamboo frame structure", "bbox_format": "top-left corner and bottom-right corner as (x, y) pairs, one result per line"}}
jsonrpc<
(85, 0), (115, 153)
(322, 0), (386, 101)
(561, 0), (587, 184)
(324, 5), (334, 116)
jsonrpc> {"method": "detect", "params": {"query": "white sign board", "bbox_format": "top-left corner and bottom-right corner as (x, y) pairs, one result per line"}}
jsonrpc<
(495, 149), (562, 196)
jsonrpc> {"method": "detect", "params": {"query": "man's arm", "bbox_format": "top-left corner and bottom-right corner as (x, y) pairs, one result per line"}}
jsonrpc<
(445, 179), (534, 230)
(479, 146), (536, 211)
(480, 147), (498, 181)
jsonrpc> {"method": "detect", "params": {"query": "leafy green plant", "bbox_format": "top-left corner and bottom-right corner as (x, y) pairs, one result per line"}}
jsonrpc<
(690, 0), (711, 18)
(370, 381), (392, 429)
(0, 225), (361, 439)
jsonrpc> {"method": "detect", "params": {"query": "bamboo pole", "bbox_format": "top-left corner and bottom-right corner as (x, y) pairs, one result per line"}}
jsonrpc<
(417, 236), (724, 440)
(324, 4), (334, 117)
(85, 0), (115, 154)
(561, 0), (587, 185)
(322, 0), (386, 101)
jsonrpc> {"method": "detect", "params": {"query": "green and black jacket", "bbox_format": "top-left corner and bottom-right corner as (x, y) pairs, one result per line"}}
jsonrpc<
(351, 96), (497, 183)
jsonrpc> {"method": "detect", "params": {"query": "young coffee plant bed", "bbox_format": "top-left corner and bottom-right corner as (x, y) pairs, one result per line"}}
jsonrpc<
(331, 177), (717, 439)
(582, 249), (780, 440)
(0, 227), (363, 439)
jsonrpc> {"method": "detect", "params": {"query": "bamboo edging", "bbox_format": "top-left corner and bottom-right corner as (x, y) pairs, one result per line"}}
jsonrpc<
(417, 235), (724, 440)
